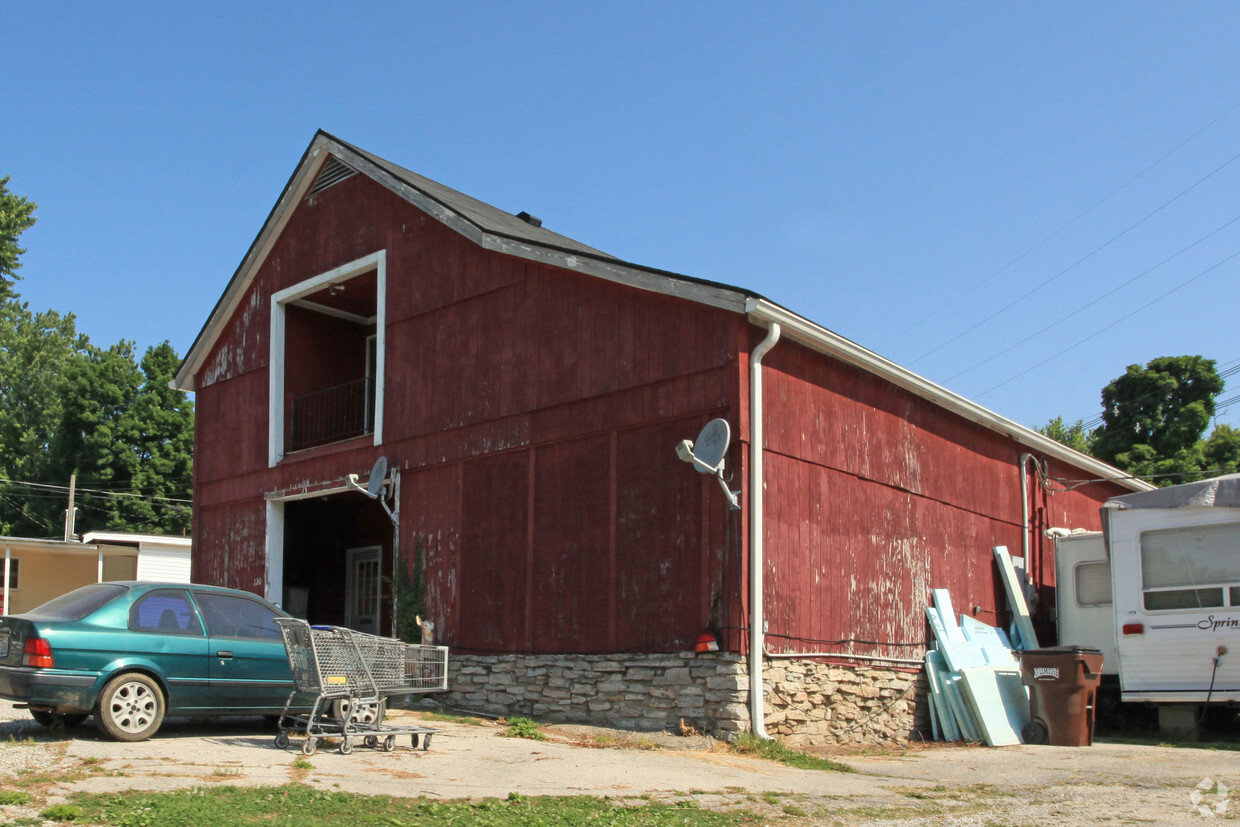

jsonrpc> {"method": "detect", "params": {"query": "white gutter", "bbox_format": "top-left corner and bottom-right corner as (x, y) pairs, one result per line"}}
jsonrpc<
(744, 299), (1152, 493)
(748, 322), (781, 739)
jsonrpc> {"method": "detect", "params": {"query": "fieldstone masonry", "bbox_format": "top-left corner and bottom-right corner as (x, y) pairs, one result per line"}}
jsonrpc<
(434, 652), (929, 744)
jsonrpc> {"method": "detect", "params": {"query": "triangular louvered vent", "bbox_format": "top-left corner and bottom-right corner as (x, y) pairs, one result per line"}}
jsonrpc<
(309, 157), (357, 195)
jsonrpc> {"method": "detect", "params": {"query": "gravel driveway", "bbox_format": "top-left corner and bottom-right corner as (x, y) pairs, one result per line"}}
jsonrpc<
(2, 699), (1238, 824)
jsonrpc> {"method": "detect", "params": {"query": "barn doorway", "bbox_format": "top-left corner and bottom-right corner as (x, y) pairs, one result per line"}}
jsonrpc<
(271, 490), (393, 633)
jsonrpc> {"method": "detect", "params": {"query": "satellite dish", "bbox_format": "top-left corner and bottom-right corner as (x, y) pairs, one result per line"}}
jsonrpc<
(691, 419), (730, 474)
(366, 456), (389, 499)
(674, 418), (740, 510)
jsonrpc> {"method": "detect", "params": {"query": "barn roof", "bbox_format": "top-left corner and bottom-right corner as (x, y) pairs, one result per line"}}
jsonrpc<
(175, 131), (1151, 493)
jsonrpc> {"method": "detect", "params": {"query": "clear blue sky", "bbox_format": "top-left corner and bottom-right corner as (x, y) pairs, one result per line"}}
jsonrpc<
(4, 2), (1239, 431)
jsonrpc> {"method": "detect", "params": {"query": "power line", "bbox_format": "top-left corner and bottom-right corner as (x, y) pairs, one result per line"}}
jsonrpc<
(881, 99), (1240, 350)
(911, 147), (1240, 367)
(945, 214), (1240, 383)
(974, 247), (1240, 399)
(0, 478), (192, 504)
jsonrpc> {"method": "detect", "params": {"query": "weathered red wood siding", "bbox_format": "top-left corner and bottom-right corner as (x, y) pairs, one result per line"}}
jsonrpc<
(754, 335), (1129, 658)
(191, 171), (743, 650)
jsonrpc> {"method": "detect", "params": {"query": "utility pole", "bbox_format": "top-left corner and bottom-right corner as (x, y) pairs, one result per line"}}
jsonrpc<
(63, 472), (77, 542)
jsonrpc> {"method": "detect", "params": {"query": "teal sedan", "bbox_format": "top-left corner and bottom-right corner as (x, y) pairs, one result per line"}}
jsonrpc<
(0, 582), (301, 741)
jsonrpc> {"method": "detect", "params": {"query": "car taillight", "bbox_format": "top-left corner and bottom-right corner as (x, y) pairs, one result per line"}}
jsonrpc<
(22, 637), (53, 668)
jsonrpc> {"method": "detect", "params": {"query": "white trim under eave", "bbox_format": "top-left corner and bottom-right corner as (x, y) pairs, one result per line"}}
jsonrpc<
(744, 298), (1152, 493)
(269, 250), (387, 467)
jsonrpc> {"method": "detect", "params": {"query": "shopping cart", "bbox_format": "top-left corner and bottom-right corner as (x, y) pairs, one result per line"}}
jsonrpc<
(273, 618), (448, 755)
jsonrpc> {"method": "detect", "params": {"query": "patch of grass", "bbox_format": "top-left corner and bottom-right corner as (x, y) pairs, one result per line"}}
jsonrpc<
(65, 785), (755, 825)
(729, 732), (855, 772)
(0, 789), (35, 805)
(501, 717), (545, 740)
(40, 803), (82, 822)
(292, 758), (313, 770)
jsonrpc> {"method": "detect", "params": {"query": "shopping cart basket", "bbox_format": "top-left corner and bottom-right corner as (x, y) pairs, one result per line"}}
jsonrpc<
(273, 618), (446, 755)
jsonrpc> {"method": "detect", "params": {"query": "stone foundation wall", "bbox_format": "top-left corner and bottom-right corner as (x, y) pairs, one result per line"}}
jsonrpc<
(764, 660), (929, 747)
(438, 652), (750, 734)
(432, 652), (928, 745)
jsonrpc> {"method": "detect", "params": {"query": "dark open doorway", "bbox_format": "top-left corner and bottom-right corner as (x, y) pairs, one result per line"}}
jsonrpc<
(281, 491), (393, 633)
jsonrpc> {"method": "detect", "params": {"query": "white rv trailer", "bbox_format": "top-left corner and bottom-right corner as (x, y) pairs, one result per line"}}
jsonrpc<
(1056, 474), (1240, 719)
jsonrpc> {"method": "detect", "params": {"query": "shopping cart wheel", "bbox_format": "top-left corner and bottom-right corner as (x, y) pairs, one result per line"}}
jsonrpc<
(340, 737), (354, 755)
(422, 733), (433, 751)
(410, 733), (420, 749)
(274, 731), (290, 749)
(302, 738), (318, 756)
(364, 736), (378, 749)
(382, 735), (396, 752)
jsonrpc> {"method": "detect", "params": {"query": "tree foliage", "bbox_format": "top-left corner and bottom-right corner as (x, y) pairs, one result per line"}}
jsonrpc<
(0, 175), (37, 295)
(1035, 416), (1090, 454)
(1039, 356), (1236, 486)
(0, 176), (193, 537)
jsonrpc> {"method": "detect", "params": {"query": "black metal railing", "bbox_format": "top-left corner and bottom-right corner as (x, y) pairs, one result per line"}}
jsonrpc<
(289, 376), (375, 451)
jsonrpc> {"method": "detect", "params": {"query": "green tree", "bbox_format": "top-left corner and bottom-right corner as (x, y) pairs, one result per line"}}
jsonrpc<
(1036, 416), (1092, 454)
(0, 298), (90, 535)
(126, 342), (194, 534)
(1204, 423), (1240, 476)
(0, 175), (37, 296)
(1091, 356), (1223, 484)
(49, 341), (194, 535)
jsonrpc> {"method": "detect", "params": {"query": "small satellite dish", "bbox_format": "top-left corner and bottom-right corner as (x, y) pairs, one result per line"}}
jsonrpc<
(691, 419), (730, 474)
(366, 456), (388, 499)
(674, 418), (740, 510)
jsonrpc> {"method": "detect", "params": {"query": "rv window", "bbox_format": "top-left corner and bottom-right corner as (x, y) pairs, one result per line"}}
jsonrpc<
(1074, 562), (1112, 607)
(1140, 522), (1240, 611)
(1145, 588), (1224, 611)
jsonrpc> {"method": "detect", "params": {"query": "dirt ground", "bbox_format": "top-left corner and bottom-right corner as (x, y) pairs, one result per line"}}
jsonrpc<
(2, 699), (1239, 825)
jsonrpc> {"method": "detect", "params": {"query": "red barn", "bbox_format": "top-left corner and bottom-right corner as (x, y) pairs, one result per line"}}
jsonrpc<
(175, 131), (1148, 743)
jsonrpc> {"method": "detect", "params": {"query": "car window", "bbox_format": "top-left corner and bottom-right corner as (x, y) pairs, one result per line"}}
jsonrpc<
(26, 584), (128, 620)
(130, 590), (203, 636)
(194, 592), (283, 641)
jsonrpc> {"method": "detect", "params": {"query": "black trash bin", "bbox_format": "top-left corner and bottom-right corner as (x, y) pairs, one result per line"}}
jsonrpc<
(1017, 646), (1104, 746)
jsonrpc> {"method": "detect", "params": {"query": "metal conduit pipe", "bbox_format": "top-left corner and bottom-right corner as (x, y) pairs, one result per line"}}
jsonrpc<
(763, 646), (924, 667)
(748, 322), (781, 739)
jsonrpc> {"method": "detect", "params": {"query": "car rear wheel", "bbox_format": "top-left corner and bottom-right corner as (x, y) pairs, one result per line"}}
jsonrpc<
(95, 673), (165, 742)
(30, 710), (89, 729)
(330, 697), (386, 725)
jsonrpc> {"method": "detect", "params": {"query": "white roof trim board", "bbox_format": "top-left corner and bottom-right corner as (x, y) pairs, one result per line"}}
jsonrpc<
(745, 299), (1152, 492)
(175, 131), (1150, 493)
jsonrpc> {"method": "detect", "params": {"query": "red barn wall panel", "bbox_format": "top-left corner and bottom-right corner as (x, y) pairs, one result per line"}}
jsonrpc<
(530, 436), (612, 651)
(193, 370), (269, 490)
(399, 462), (463, 643)
(457, 451), (530, 651)
(755, 336), (1131, 652)
(192, 500), (267, 594)
(614, 418), (726, 652)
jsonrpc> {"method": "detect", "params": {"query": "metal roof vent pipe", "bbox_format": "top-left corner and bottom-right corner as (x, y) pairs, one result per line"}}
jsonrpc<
(515, 211), (542, 227)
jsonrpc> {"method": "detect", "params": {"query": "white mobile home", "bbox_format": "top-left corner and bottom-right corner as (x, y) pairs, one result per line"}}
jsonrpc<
(1057, 474), (1240, 728)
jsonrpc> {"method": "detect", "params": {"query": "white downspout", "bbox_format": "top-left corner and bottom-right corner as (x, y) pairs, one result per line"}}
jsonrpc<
(3, 546), (9, 614)
(1019, 453), (1036, 580)
(749, 322), (781, 739)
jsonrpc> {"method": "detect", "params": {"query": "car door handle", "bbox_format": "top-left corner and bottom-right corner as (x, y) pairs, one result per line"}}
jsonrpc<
(216, 651), (234, 658)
